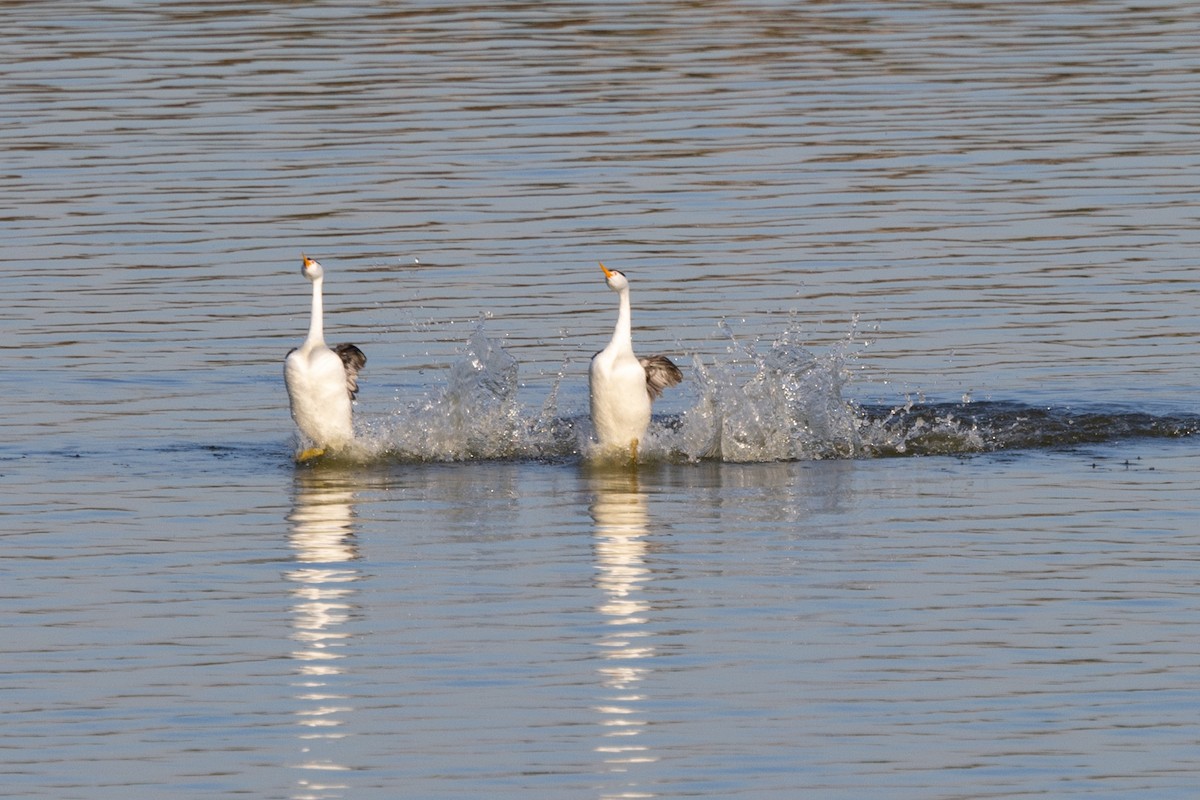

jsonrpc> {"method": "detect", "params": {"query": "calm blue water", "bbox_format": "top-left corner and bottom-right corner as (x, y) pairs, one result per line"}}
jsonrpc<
(2, 2), (1199, 798)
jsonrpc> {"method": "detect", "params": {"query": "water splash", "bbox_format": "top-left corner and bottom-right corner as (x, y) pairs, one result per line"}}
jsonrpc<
(666, 317), (1198, 459)
(674, 318), (867, 462)
(314, 319), (1196, 466)
(356, 323), (577, 462)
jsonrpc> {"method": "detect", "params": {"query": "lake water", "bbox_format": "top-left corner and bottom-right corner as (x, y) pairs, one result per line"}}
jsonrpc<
(3, 1), (1199, 798)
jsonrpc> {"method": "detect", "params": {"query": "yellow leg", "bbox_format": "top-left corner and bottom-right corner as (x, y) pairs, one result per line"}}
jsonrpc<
(630, 437), (639, 464)
(296, 447), (326, 463)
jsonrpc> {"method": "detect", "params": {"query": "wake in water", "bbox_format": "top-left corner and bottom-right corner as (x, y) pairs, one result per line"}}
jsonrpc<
(677, 319), (1198, 459)
(329, 320), (1197, 465)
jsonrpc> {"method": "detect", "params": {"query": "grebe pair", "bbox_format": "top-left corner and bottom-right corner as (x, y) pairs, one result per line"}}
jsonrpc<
(284, 257), (680, 462)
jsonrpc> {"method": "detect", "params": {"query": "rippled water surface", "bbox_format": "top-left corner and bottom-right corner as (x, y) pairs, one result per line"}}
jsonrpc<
(3, 1), (1199, 798)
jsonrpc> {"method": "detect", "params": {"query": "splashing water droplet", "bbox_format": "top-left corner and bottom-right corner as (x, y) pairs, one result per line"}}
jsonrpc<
(672, 318), (866, 462)
(332, 319), (1198, 465)
(356, 322), (576, 461)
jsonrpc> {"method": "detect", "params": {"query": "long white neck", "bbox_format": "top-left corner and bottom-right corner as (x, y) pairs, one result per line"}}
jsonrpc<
(610, 286), (633, 353)
(305, 276), (325, 346)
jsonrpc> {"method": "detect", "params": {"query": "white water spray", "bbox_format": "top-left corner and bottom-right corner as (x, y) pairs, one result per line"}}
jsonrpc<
(319, 319), (1197, 465)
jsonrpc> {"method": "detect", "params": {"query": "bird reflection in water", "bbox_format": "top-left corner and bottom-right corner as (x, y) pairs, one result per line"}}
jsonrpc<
(286, 471), (362, 800)
(588, 467), (660, 795)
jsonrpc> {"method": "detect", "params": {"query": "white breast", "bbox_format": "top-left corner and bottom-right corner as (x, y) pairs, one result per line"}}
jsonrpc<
(589, 349), (651, 448)
(285, 345), (355, 449)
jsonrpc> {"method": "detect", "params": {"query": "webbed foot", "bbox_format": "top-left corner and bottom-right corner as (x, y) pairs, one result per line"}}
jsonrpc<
(296, 447), (326, 463)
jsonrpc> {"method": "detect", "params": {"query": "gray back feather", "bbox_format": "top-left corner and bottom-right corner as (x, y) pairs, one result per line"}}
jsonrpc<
(333, 343), (367, 399)
(639, 354), (683, 400)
